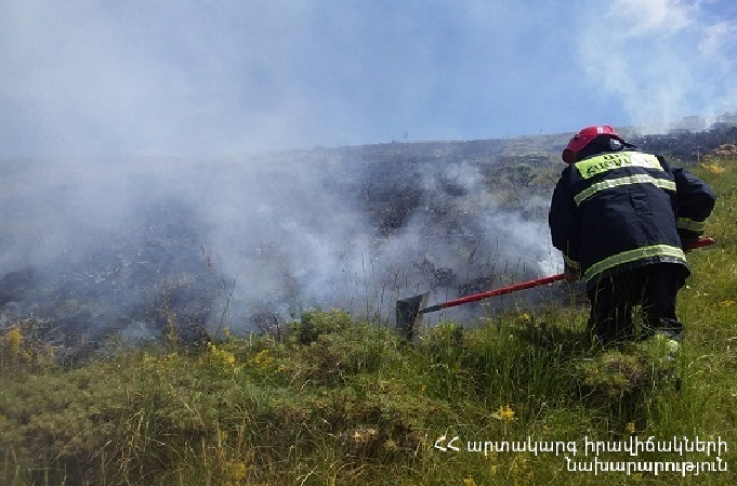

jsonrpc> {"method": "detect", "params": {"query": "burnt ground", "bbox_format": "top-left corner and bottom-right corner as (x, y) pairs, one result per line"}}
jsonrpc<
(0, 198), (222, 361)
(2, 126), (732, 359)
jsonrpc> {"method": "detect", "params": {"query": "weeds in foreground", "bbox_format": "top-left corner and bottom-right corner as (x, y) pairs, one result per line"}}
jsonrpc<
(2, 300), (734, 485)
(1, 158), (736, 485)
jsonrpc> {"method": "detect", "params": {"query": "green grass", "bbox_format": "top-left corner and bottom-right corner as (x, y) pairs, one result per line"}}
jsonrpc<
(1, 157), (736, 485)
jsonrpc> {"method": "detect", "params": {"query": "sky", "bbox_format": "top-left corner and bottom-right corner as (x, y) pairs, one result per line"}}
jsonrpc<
(0, 0), (735, 157)
(2, 0), (734, 334)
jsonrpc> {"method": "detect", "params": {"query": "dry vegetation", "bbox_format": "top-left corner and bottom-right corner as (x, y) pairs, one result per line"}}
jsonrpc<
(0, 133), (736, 485)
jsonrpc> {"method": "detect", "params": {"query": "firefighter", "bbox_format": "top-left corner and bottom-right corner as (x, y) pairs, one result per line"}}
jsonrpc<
(548, 125), (716, 346)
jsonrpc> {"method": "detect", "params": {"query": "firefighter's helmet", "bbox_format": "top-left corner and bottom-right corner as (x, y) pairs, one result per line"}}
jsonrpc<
(562, 125), (626, 163)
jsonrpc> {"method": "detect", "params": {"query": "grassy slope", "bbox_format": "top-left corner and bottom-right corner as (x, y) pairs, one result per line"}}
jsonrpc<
(1, 157), (736, 486)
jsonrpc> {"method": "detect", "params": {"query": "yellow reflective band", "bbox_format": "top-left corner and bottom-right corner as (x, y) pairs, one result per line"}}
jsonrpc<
(584, 245), (686, 282)
(676, 217), (706, 233)
(574, 175), (676, 206)
(564, 255), (580, 270)
(575, 152), (663, 179)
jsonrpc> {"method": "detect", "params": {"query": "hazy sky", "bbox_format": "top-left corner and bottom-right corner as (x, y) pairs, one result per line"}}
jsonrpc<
(1, 0), (735, 157)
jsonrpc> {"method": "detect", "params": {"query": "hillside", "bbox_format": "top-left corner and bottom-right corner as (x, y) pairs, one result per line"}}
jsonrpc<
(1, 130), (736, 484)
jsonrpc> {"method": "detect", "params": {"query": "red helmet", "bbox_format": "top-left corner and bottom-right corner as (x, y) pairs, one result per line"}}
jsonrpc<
(562, 125), (625, 163)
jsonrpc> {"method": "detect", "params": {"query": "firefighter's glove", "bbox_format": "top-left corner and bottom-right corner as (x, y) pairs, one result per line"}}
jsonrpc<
(681, 238), (698, 253)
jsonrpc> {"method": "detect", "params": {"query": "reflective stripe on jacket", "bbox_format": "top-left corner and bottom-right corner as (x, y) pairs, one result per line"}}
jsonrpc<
(548, 150), (715, 289)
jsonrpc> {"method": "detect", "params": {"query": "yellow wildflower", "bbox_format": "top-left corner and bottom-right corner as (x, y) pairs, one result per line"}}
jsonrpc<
(6, 327), (22, 359)
(491, 405), (517, 422)
(703, 163), (725, 174)
(248, 349), (274, 370)
(205, 342), (237, 369)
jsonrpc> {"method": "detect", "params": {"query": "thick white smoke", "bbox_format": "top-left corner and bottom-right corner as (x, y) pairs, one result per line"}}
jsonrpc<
(0, 149), (559, 343)
(4, 0), (732, 348)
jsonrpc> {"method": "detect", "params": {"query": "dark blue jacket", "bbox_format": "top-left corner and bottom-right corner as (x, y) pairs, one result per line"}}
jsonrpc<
(549, 150), (716, 290)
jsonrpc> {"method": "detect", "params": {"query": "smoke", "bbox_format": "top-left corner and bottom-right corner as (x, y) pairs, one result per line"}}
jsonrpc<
(185, 149), (559, 327)
(1, 1), (734, 156)
(578, 0), (737, 132)
(0, 148), (558, 348)
(4, 0), (733, 349)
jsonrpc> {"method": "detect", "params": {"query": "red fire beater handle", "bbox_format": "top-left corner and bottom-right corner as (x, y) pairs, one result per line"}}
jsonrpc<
(420, 237), (716, 314)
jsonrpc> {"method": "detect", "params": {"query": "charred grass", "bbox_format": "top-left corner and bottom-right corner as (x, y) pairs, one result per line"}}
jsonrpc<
(1, 156), (736, 485)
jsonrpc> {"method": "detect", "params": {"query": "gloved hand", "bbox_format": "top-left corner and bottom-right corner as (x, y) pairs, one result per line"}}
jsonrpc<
(681, 238), (698, 253)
